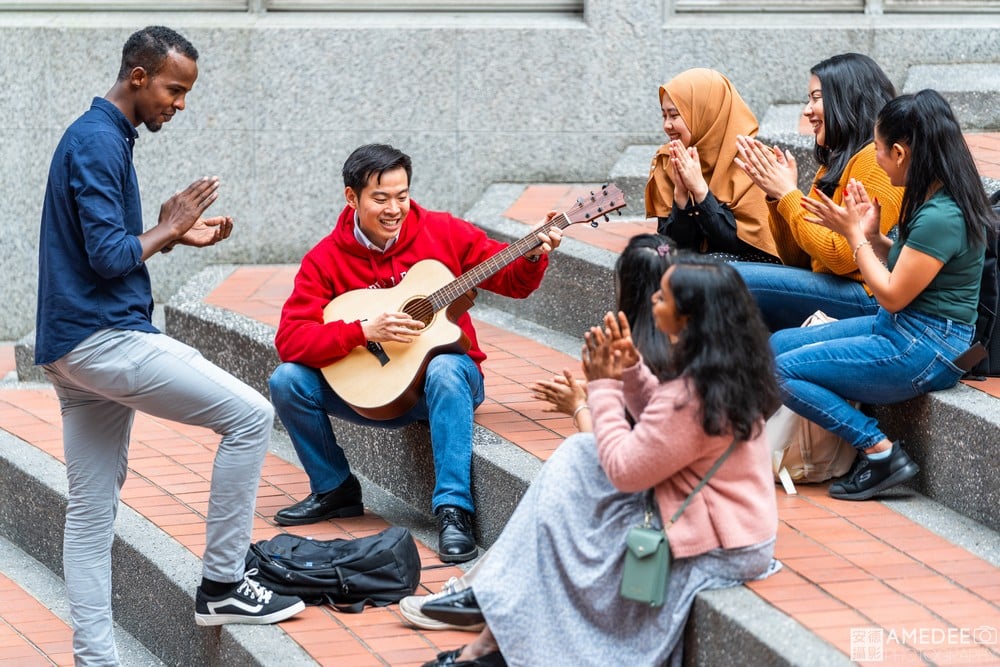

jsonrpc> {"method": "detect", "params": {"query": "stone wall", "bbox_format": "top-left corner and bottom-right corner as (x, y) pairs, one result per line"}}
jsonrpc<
(2, 3), (999, 338)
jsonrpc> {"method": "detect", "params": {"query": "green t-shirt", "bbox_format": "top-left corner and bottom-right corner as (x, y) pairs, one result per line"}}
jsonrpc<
(887, 191), (984, 325)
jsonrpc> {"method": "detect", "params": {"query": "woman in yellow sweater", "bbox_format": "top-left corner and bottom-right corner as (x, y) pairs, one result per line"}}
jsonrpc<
(732, 53), (903, 331)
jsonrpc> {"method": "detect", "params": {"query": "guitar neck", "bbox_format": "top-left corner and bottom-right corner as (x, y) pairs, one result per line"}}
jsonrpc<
(428, 213), (571, 311)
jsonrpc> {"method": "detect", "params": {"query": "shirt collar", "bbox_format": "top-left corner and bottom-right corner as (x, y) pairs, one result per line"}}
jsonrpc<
(91, 97), (139, 146)
(352, 210), (398, 253)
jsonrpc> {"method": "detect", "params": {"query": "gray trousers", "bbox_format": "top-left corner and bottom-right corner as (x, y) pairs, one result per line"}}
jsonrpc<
(43, 329), (273, 666)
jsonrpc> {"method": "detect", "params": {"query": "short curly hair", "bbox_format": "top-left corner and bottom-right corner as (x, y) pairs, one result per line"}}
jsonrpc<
(117, 26), (198, 81)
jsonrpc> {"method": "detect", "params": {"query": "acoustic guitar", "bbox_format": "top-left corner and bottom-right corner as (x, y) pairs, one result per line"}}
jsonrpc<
(321, 183), (626, 420)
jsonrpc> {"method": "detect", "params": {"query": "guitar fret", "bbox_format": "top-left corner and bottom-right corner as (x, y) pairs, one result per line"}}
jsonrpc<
(428, 214), (571, 310)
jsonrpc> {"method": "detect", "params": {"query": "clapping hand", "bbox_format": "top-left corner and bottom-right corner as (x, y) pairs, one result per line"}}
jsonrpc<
(582, 311), (639, 381)
(668, 139), (708, 204)
(531, 369), (587, 416)
(175, 216), (233, 248)
(801, 178), (879, 244)
(734, 135), (798, 200)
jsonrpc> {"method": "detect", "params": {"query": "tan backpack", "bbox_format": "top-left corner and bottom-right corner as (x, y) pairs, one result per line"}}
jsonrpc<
(768, 405), (858, 489)
(767, 311), (859, 492)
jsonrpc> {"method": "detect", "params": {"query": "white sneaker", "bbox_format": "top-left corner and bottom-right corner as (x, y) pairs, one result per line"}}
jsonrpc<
(195, 569), (306, 626)
(398, 576), (484, 632)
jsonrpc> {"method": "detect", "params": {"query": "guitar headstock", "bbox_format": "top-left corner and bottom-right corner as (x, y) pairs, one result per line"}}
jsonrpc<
(564, 183), (627, 228)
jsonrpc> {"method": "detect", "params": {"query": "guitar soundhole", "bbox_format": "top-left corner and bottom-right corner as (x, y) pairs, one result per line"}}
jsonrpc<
(402, 297), (434, 327)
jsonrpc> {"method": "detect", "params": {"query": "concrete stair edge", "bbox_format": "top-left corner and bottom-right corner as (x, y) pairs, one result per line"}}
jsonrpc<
(0, 414), (859, 667)
(0, 427), (315, 667)
(870, 383), (1000, 534)
(162, 266), (542, 548)
(903, 63), (1000, 130)
(463, 182), (623, 340)
(0, 532), (165, 667)
(607, 144), (659, 218)
(688, 586), (850, 667)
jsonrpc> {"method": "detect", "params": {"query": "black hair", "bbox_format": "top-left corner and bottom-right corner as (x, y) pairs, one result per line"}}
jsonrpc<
(877, 90), (990, 247)
(117, 26), (198, 81)
(342, 144), (413, 196)
(615, 234), (676, 381)
(810, 53), (896, 197)
(665, 254), (779, 440)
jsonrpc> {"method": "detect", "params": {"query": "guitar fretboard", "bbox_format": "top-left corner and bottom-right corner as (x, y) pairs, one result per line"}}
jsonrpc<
(427, 213), (571, 311)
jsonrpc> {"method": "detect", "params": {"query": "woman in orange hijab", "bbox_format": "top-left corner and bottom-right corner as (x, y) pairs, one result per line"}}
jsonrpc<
(645, 68), (779, 263)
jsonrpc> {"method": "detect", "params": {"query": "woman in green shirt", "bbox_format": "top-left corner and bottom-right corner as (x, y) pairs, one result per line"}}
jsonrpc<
(770, 89), (993, 501)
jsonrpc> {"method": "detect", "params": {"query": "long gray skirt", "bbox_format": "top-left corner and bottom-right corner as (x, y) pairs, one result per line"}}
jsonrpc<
(473, 433), (778, 667)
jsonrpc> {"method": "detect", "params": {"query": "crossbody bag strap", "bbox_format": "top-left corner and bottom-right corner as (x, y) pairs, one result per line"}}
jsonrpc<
(649, 438), (738, 530)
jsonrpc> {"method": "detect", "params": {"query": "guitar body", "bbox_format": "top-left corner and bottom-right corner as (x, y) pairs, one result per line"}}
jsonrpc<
(321, 259), (472, 420)
(319, 183), (625, 421)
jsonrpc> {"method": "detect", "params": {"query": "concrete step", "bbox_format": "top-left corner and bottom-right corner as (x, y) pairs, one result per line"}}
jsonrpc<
(7, 265), (1000, 664)
(607, 144), (659, 218)
(0, 416), (315, 667)
(0, 533), (164, 666)
(903, 63), (1000, 131)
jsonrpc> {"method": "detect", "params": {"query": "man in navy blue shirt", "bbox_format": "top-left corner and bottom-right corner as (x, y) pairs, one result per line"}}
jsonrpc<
(36, 26), (304, 664)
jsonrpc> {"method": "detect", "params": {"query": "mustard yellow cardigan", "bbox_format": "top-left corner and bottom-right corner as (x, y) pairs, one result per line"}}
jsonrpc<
(767, 142), (904, 293)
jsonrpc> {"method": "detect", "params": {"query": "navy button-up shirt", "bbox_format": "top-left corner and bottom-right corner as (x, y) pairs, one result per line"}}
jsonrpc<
(35, 97), (158, 365)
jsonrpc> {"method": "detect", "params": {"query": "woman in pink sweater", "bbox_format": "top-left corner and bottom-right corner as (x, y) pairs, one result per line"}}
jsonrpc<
(421, 255), (781, 667)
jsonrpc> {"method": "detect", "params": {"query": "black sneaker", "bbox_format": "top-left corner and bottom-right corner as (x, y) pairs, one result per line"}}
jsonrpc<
(828, 441), (919, 501)
(195, 569), (305, 626)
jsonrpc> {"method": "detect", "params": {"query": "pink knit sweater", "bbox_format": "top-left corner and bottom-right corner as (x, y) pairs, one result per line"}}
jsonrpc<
(588, 361), (778, 559)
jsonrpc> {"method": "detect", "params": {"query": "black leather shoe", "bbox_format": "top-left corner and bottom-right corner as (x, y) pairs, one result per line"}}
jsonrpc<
(436, 505), (477, 563)
(421, 588), (484, 626)
(274, 474), (363, 526)
(421, 647), (506, 667)
(829, 441), (919, 501)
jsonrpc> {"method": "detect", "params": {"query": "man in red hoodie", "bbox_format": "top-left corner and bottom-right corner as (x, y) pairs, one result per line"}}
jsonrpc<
(268, 143), (561, 562)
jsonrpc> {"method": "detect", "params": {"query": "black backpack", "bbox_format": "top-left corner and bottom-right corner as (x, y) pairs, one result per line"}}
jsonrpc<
(964, 191), (1000, 379)
(245, 526), (421, 612)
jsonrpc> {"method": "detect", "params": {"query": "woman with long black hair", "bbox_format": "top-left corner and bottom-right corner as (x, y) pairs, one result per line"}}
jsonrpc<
(772, 89), (992, 500)
(420, 255), (781, 666)
(733, 53), (904, 331)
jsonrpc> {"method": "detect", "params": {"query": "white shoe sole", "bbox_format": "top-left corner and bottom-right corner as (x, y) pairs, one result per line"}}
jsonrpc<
(195, 599), (306, 626)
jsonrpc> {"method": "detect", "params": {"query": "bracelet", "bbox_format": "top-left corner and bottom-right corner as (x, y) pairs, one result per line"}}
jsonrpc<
(852, 240), (872, 264)
(571, 404), (590, 426)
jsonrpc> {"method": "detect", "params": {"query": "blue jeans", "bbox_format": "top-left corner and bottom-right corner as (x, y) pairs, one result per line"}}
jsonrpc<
(771, 309), (972, 450)
(269, 352), (485, 513)
(733, 262), (879, 332)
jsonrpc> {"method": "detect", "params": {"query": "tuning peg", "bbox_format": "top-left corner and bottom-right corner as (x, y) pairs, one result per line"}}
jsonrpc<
(616, 209), (622, 216)
(576, 197), (584, 206)
(604, 214), (610, 222)
(590, 220), (599, 228)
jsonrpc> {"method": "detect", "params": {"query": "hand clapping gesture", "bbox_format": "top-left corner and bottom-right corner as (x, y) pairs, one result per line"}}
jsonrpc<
(667, 139), (708, 205)
(801, 178), (880, 246)
(531, 369), (587, 416)
(582, 311), (639, 382)
(734, 135), (799, 200)
(175, 216), (234, 248)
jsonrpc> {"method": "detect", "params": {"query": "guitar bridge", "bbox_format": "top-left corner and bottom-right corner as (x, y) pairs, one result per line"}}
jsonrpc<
(366, 341), (391, 367)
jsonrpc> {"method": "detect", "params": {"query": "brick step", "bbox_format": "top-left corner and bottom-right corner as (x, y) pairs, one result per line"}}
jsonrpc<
(6, 259), (1000, 664)
(0, 533), (163, 666)
(0, 386), (477, 666)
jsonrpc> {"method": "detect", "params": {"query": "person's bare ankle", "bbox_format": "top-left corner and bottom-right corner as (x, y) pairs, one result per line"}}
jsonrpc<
(458, 627), (497, 660)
